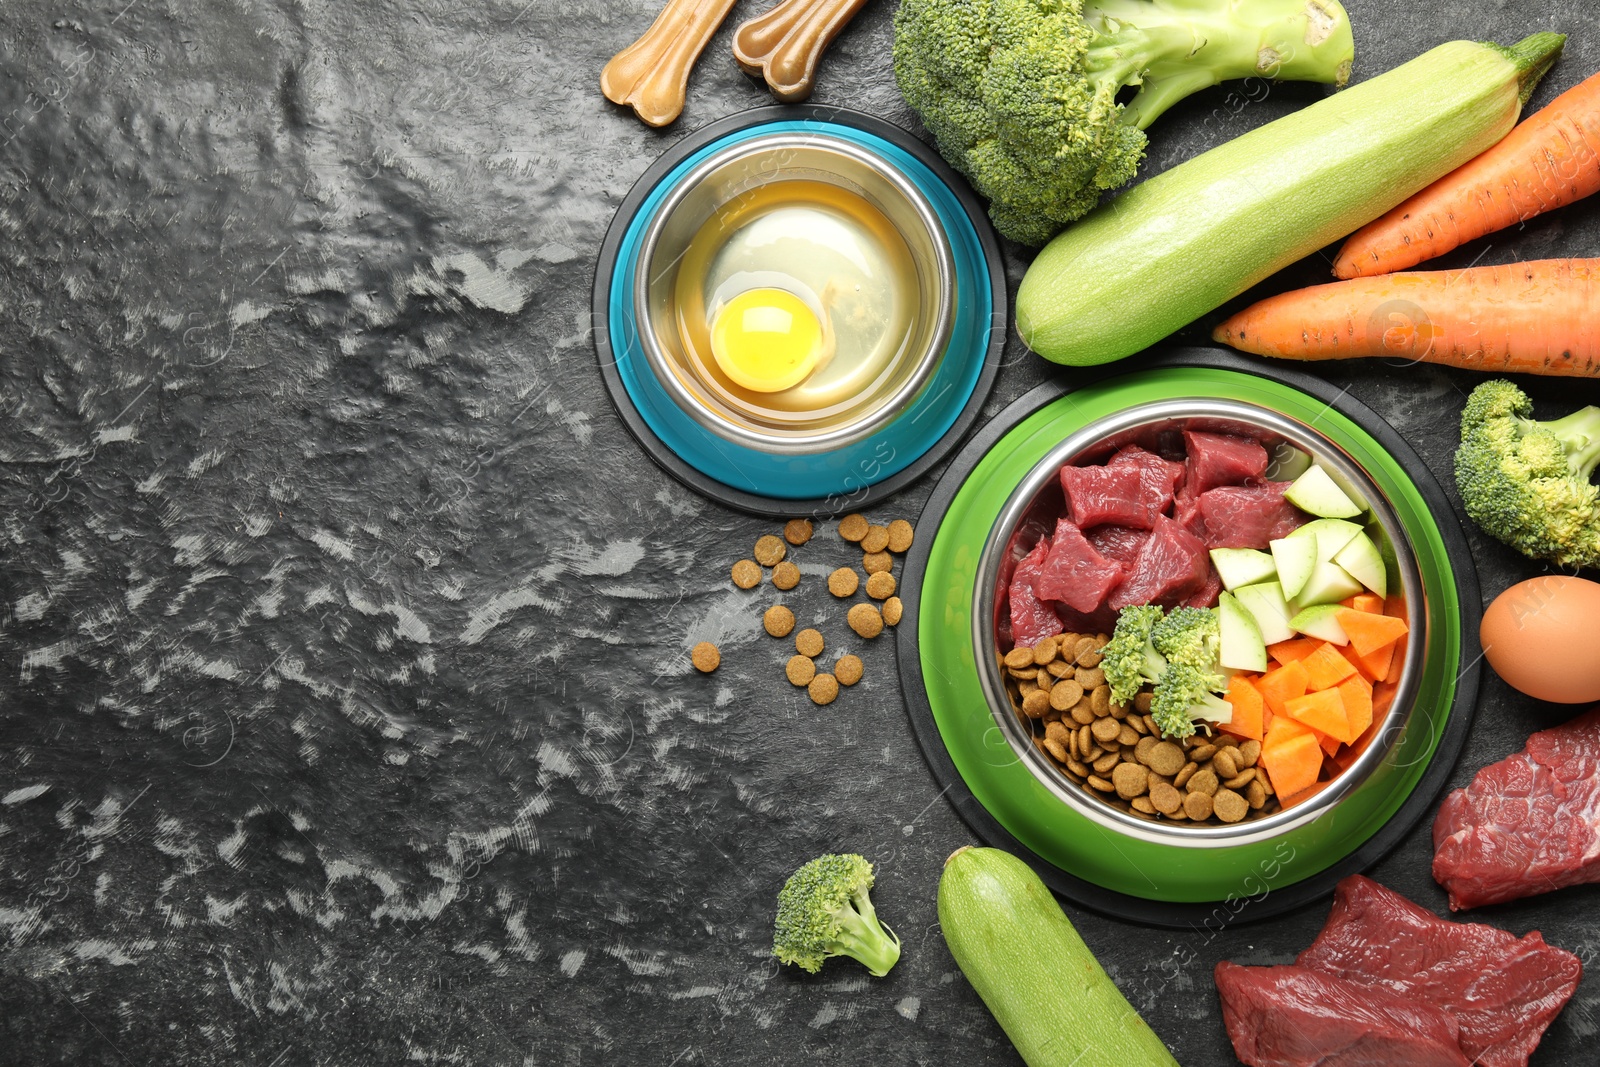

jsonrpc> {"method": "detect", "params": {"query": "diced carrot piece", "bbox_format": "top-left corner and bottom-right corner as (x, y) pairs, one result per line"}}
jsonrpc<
(1263, 712), (1315, 750)
(1334, 609), (1410, 658)
(1356, 639), (1396, 683)
(1221, 676), (1265, 741)
(1301, 642), (1360, 691)
(1319, 731), (1342, 758)
(1371, 681), (1396, 724)
(1262, 731), (1323, 800)
(1267, 637), (1322, 664)
(1338, 675), (1374, 742)
(1286, 687), (1354, 743)
(1258, 660), (1309, 719)
(1340, 593), (1385, 614)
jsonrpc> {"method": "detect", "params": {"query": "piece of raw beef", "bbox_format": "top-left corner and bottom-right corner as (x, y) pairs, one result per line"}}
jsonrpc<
(1058, 463), (1164, 529)
(1034, 519), (1124, 614)
(1007, 537), (1062, 649)
(1433, 705), (1600, 910)
(1184, 429), (1269, 495)
(1198, 482), (1308, 549)
(1297, 875), (1582, 1067)
(1215, 962), (1470, 1067)
(1106, 514), (1211, 610)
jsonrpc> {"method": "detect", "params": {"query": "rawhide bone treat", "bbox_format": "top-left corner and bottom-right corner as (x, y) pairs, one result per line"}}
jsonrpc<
(601, 0), (740, 127)
(731, 0), (870, 103)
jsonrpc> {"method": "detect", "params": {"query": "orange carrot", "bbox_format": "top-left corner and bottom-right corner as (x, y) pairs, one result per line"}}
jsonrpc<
(1259, 660), (1310, 719)
(1356, 640), (1396, 684)
(1212, 259), (1600, 378)
(1340, 593), (1385, 615)
(1338, 675), (1374, 742)
(1286, 688), (1353, 743)
(1334, 608), (1410, 658)
(1335, 70), (1600, 279)
(1221, 676), (1265, 741)
(1261, 730), (1323, 801)
(1266, 637), (1323, 665)
(1302, 642), (1359, 691)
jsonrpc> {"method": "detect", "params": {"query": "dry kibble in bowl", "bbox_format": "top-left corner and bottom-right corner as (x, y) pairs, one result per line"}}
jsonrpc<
(754, 535), (786, 567)
(691, 642), (720, 672)
(731, 560), (762, 589)
(763, 605), (795, 638)
(795, 628), (824, 658)
(783, 518), (813, 545)
(772, 561), (800, 590)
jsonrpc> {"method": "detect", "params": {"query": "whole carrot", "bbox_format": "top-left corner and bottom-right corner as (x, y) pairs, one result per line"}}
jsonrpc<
(1335, 70), (1600, 279)
(1213, 259), (1600, 378)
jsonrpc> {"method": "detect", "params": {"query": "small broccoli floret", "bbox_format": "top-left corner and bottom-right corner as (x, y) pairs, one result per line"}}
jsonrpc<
(892, 0), (1355, 245)
(1454, 379), (1600, 569)
(1150, 606), (1222, 677)
(774, 854), (901, 977)
(1101, 604), (1167, 705)
(1150, 662), (1234, 741)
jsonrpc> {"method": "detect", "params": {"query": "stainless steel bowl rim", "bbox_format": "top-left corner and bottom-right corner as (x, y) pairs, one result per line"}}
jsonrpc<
(972, 397), (1426, 848)
(631, 131), (956, 455)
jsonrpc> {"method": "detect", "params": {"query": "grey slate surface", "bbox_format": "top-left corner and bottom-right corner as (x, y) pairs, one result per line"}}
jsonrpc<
(1, 0), (1598, 1064)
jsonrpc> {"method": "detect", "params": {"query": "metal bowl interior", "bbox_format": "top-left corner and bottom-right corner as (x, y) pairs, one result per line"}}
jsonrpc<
(975, 398), (1425, 848)
(634, 132), (953, 455)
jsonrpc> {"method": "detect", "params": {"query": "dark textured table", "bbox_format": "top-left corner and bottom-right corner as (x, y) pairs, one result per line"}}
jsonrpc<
(1, 1), (1597, 1064)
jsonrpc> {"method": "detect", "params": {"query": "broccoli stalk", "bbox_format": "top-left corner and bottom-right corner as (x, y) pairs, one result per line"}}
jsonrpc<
(773, 854), (902, 977)
(1101, 604), (1168, 705)
(1150, 662), (1234, 741)
(1454, 379), (1600, 569)
(893, 0), (1355, 245)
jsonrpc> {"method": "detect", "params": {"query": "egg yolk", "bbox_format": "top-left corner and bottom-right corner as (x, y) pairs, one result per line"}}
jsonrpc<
(709, 287), (824, 393)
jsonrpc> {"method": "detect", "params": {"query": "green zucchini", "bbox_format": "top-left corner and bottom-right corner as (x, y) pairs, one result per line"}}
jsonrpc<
(1015, 33), (1565, 366)
(937, 847), (1179, 1067)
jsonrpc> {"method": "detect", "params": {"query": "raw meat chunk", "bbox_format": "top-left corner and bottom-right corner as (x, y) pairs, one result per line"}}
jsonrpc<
(1007, 537), (1062, 649)
(1106, 514), (1211, 610)
(1216, 962), (1470, 1067)
(1185, 429), (1268, 495)
(1054, 602), (1120, 638)
(1085, 525), (1149, 567)
(1433, 706), (1600, 909)
(1058, 463), (1163, 529)
(1298, 875), (1581, 1067)
(1035, 519), (1125, 614)
(1199, 482), (1309, 549)
(1183, 568), (1222, 609)
(1107, 444), (1184, 510)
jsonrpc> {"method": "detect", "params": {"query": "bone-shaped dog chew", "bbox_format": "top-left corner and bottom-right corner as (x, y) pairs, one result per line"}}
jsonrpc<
(601, 0), (740, 127)
(732, 0), (870, 103)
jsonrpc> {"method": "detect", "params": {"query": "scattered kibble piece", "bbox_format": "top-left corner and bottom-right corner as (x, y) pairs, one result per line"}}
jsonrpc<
(881, 596), (903, 626)
(886, 519), (914, 553)
(838, 513), (869, 542)
(691, 642), (721, 672)
(754, 535), (787, 567)
(862, 551), (891, 574)
(786, 654), (816, 686)
(808, 673), (840, 705)
(795, 628), (824, 658)
(731, 559), (762, 589)
(827, 567), (859, 597)
(772, 561), (800, 590)
(834, 655), (863, 686)
(848, 603), (884, 638)
(764, 605), (796, 638)
(860, 525), (891, 553)
(865, 571), (896, 600)
(783, 518), (813, 545)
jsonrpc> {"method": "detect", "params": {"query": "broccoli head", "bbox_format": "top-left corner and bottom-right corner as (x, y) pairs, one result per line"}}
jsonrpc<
(1150, 605), (1222, 677)
(892, 0), (1355, 245)
(774, 853), (902, 977)
(1149, 662), (1234, 740)
(1454, 379), (1600, 569)
(1101, 604), (1167, 705)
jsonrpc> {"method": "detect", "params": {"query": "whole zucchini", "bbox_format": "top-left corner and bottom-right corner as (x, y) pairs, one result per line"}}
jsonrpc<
(938, 847), (1179, 1067)
(1015, 33), (1565, 366)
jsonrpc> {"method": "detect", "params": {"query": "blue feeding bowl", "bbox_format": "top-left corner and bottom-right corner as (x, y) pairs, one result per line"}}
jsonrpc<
(593, 106), (1005, 516)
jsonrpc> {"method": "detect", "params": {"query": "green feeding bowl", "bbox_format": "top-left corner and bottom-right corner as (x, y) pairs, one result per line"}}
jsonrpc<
(896, 350), (1481, 927)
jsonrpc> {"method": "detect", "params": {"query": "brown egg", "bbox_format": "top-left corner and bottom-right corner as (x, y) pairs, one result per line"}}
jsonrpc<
(1481, 576), (1600, 703)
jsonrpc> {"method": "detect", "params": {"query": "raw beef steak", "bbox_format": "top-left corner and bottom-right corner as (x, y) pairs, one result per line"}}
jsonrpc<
(1034, 519), (1124, 614)
(1198, 482), (1308, 549)
(1433, 706), (1600, 910)
(1007, 537), (1062, 649)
